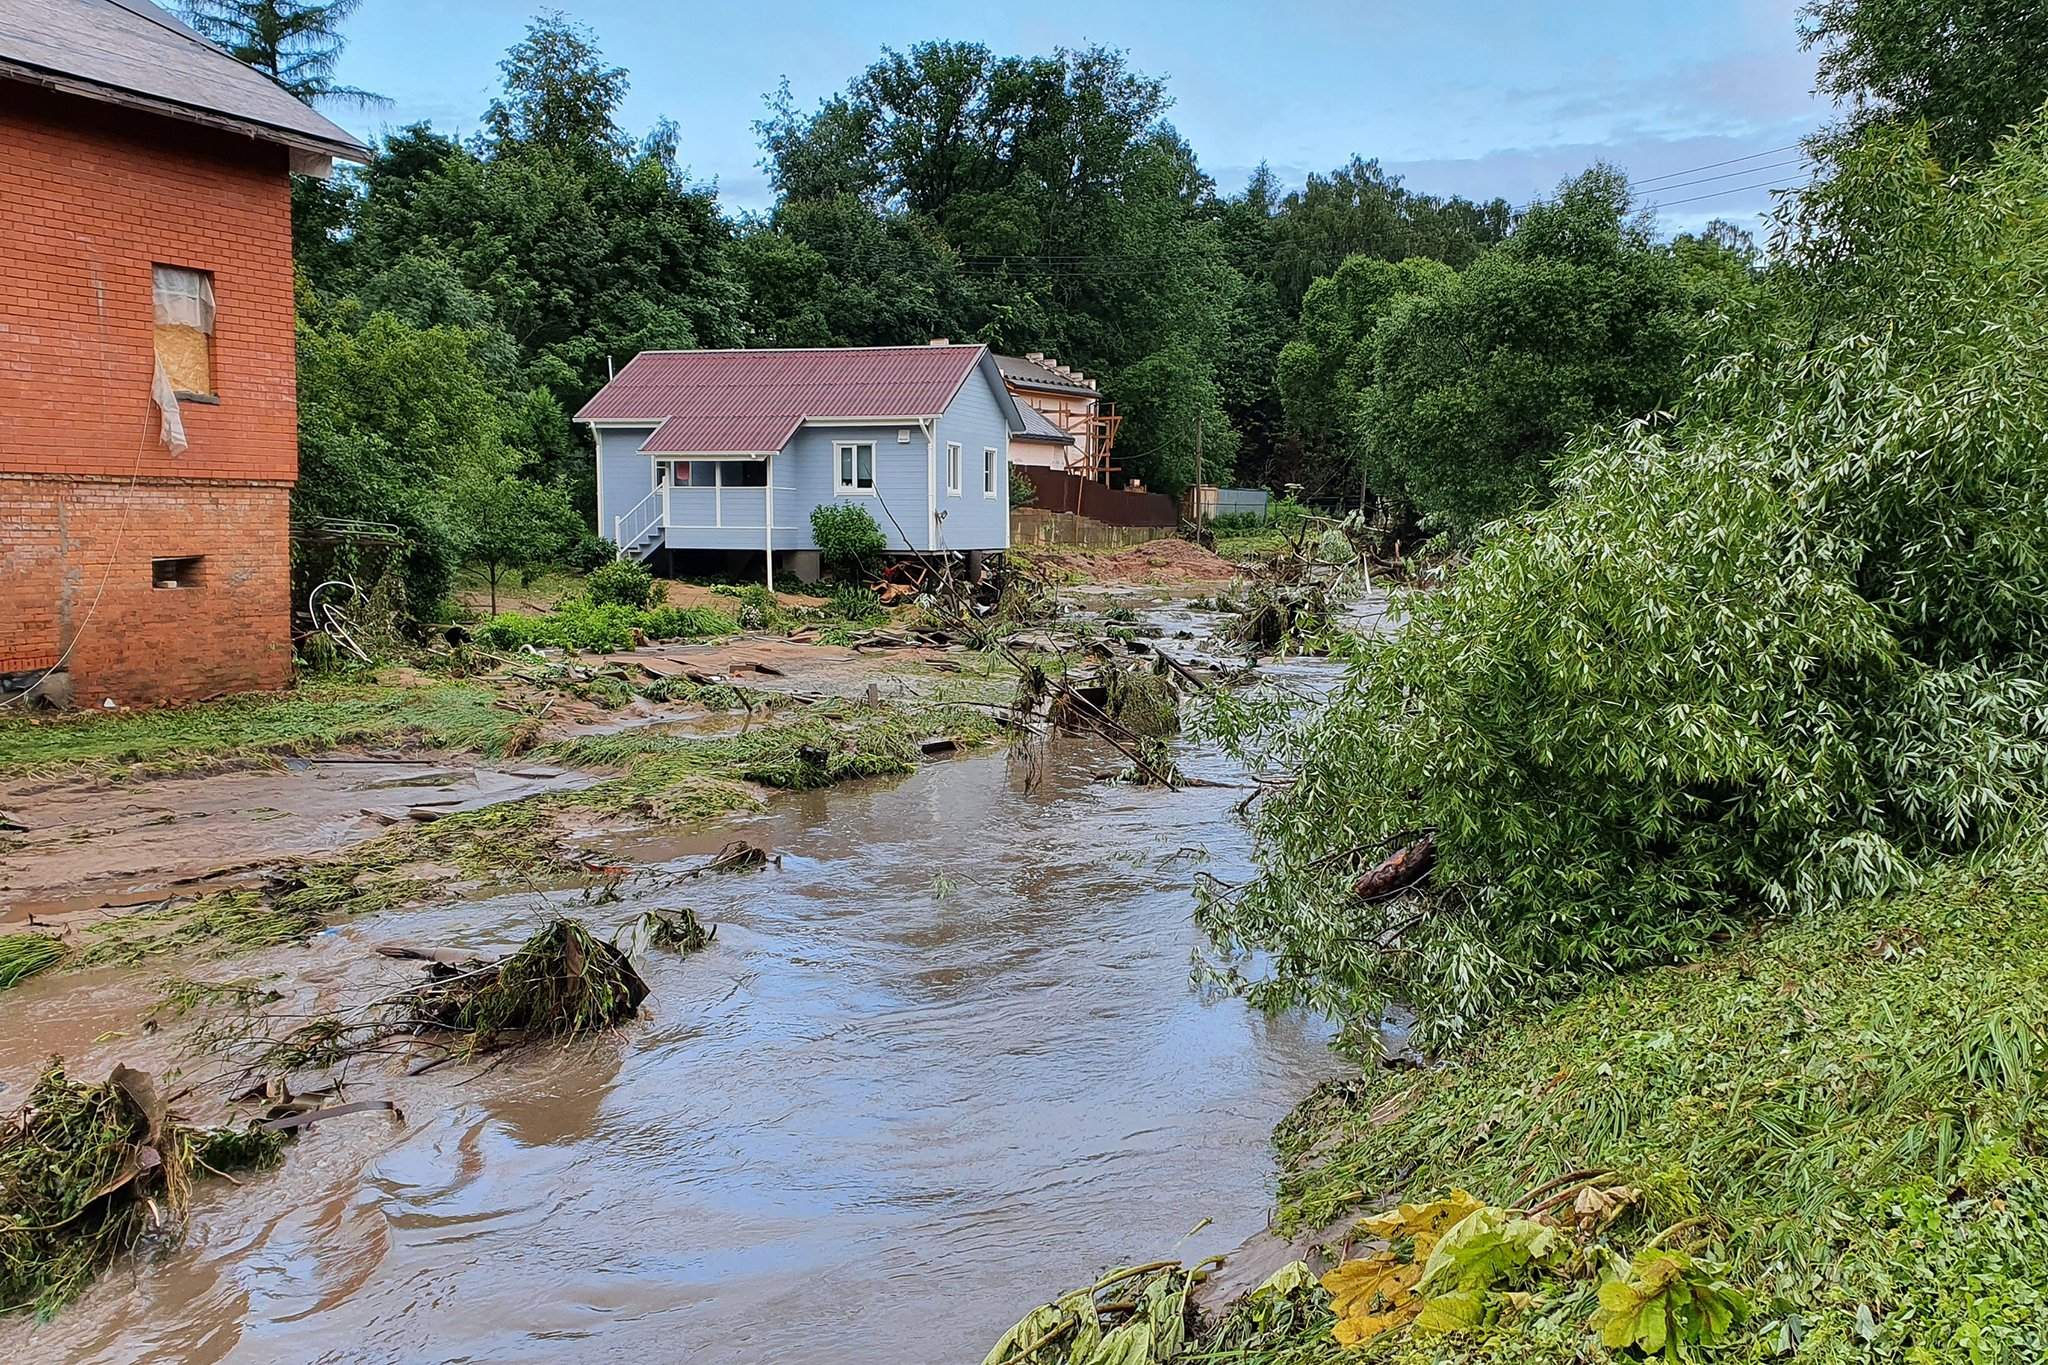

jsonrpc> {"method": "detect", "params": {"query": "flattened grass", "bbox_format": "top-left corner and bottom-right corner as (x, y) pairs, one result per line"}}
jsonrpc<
(48, 701), (1003, 966)
(1264, 855), (2048, 1362)
(0, 934), (65, 991)
(0, 681), (522, 778)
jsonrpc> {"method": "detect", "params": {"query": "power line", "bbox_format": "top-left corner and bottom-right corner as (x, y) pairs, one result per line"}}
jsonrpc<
(1634, 158), (1805, 192)
(1646, 178), (1807, 211)
(1630, 143), (1805, 187)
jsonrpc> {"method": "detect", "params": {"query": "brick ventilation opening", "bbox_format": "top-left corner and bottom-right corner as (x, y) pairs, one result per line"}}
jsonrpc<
(151, 555), (205, 589)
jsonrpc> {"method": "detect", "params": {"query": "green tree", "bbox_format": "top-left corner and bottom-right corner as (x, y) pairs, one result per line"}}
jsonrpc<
(457, 472), (582, 615)
(1801, 0), (2048, 165)
(1113, 347), (1237, 496)
(758, 42), (1244, 492)
(340, 17), (743, 510)
(1360, 167), (1694, 534)
(479, 11), (629, 160)
(1198, 115), (2048, 1048)
(1275, 255), (1457, 492)
(181, 0), (384, 106)
(295, 287), (516, 609)
(1265, 156), (1508, 312)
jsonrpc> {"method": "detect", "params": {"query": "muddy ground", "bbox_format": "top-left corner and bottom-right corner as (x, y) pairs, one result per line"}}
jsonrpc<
(0, 565), (1370, 1364)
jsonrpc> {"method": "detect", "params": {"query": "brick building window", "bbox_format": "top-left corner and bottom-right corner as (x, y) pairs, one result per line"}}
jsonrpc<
(153, 266), (216, 399)
(152, 556), (205, 589)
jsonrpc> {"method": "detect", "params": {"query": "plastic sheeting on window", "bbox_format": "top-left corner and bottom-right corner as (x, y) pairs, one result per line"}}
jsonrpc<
(151, 358), (188, 455)
(152, 265), (214, 400)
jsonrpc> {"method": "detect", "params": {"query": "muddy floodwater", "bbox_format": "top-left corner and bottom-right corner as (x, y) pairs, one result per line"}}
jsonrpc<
(2, 701), (1343, 1361)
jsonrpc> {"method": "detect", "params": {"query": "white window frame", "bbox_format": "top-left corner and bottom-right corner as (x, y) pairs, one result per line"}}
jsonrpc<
(835, 440), (877, 496)
(983, 447), (999, 498)
(946, 442), (962, 496)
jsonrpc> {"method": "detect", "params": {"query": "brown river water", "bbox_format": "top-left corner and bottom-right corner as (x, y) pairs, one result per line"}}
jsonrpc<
(0, 636), (1349, 1363)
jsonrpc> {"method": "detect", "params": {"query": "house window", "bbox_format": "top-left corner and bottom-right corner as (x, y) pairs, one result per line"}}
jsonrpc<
(722, 460), (768, 487)
(153, 266), (215, 398)
(152, 555), (204, 589)
(836, 441), (875, 494)
(946, 442), (962, 496)
(983, 448), (999, 497)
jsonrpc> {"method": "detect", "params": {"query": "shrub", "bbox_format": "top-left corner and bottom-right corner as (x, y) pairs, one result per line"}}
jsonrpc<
(1198, 119), (2048, 1049)
(638, 605), (738, 640)
(563, 531), (617, 572)
(830, 584), (884, 623)
(585, 559), (662, 609)
(810, 502), (886, 579)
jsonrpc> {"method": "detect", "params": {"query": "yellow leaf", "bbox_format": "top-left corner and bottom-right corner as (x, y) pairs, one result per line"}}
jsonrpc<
(1325, 1191), (1487, 1349)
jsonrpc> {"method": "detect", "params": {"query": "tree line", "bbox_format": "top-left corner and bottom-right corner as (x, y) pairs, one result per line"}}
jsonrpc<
(181, 0), (2048, 605)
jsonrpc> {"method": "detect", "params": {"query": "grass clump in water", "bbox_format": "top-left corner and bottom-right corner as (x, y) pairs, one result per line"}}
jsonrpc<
(416, 919), (648, 1047)
(205, 918), (649, 1079)
(0, 1061), (281, 1319)
(0, 934), (65, 990)
(635, 908), (714, 954)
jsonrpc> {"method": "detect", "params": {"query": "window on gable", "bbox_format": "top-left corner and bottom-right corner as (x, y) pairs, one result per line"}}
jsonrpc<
(836, 441), (875, 493)
(946, 442), (962, 495)
(983, 447), (998, 497)
(153, 266), (215, 399)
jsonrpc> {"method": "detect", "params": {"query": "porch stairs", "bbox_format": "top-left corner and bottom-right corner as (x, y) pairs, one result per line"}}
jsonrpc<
(612, 489), (665, 563)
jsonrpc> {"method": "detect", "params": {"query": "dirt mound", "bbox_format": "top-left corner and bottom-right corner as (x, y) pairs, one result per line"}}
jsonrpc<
(1073, 539), (1242, 584)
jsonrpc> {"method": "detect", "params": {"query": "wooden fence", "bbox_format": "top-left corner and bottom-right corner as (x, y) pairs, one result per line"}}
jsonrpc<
(1016, 468), (1178, 528)
(1010, 508), (1178, 548)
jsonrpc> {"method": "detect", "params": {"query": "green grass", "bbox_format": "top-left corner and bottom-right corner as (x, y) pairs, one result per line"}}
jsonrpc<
(0, 933), (65, 990)
(0, 680), (523, 777)
(1213, 528), (1301, 559)
(1204, 855), (2048, 1363)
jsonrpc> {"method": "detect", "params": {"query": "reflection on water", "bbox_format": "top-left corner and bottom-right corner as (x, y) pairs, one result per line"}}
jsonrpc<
(4, 660), (1346, 1365)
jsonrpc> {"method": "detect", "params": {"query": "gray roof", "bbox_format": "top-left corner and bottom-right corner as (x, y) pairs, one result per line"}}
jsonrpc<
(995, 352), (1100, 399)
(1012, 398), (1076, 445)
(0, 0), (369, 160)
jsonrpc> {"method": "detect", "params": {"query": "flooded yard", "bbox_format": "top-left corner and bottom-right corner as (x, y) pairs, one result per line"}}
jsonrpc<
(1, 700), (1342, 1362)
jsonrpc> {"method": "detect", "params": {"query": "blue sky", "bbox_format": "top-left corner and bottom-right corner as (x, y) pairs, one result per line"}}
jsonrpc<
(330, 0), (1832, 232)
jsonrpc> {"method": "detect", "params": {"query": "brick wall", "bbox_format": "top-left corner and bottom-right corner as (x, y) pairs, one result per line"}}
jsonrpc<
(0, 82), (300, 704)
(0, 474), (292, 705)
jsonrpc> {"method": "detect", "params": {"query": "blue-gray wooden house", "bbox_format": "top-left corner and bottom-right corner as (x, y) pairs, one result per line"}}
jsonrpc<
(576, 343), (1027, 583)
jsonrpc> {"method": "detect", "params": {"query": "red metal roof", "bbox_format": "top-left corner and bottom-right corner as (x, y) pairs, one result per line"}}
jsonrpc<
(575, 345), (988, 454)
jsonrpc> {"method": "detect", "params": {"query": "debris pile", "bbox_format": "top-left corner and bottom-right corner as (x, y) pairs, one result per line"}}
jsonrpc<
(0, 1061), (282, 1319)
(1223, 579), (1337, 654)
(981, 1262), (1203, 1364)
(409, 919), (649, 1048)
(633, 907), (715, 954)
(204, 917), (651, 1083)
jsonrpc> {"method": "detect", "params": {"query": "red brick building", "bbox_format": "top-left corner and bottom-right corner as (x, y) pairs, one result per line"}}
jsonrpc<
(0, 0), (366, 706)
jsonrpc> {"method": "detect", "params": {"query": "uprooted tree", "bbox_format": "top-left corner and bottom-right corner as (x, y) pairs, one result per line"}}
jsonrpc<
(1196, 114), (2048, 1051)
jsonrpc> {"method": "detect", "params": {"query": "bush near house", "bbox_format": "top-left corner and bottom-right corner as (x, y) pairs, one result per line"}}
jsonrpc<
(810, 503), (887, 579)
(584, 559), (665, 609)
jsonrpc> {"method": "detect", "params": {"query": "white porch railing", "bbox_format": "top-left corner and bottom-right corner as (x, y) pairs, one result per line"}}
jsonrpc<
(612, 488), (665, 560)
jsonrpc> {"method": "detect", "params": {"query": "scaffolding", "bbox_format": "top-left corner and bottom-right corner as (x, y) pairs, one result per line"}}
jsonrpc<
(1056, 403), (1122, 483)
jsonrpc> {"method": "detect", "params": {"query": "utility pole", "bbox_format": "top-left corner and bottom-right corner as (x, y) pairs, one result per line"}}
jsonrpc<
(1193, 411), (1204, 523)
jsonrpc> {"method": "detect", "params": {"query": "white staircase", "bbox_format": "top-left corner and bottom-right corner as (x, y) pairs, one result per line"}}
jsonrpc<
(613, 489), (665, 562)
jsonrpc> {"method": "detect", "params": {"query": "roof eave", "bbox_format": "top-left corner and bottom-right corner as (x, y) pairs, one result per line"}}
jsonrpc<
(0, 59), (371, 162)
